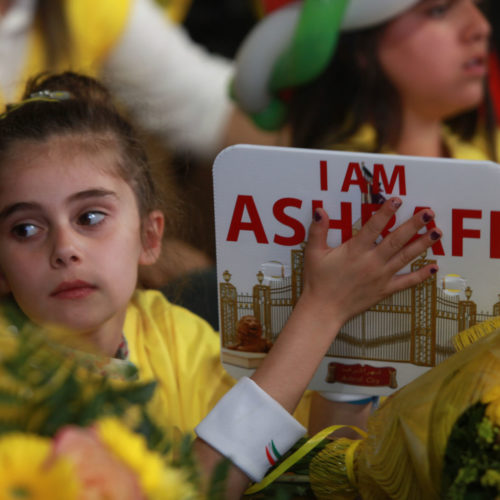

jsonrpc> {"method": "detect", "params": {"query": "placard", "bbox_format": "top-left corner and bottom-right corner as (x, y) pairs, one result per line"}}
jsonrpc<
(214, 144), (500, 395)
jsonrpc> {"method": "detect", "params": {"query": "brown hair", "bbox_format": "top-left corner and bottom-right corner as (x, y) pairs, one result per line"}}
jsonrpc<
(287, 26), (497, 160)
(0, 72), (165, 219)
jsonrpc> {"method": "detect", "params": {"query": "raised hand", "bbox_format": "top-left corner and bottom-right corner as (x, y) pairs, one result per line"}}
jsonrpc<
(303, 197), (441, 326)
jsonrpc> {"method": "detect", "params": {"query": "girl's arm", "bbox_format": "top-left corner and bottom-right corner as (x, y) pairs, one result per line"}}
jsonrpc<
(195, 198), (441, 497)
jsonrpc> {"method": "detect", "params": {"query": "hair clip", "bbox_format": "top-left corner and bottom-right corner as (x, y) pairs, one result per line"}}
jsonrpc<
(0, 90), (73, 120)
(28, 90), (72, 101)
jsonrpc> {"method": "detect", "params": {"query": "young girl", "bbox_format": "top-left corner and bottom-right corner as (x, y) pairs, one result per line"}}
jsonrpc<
(0, 71), (441, 495)
(234, 0), (494, 159)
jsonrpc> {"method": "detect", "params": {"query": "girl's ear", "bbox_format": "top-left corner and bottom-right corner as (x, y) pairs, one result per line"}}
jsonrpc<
(139, 210), (165, 266)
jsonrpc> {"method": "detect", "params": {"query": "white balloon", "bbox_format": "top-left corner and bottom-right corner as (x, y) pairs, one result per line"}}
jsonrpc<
(343, 0), (420, 30)
(233, 3), (301, 113)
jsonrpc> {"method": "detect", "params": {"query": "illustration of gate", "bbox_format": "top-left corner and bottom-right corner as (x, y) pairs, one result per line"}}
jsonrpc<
(219, 250), (500, 368)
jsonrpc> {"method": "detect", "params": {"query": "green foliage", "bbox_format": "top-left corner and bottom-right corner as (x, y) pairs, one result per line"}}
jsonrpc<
(0, 329), (157, 437)
(0, 309), (204, 498)
(0, 295), (29, 332)
(442, 402), (500, 499)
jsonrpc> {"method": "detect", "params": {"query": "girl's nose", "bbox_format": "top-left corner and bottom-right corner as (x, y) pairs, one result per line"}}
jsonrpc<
(463, 1), (491, 43)
(50, 228), (82, 268)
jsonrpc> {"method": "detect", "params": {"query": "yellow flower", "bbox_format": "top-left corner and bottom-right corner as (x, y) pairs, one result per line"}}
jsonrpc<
(481, 469), (500, 489)
(0, 433), (79, 500)
(96, 418), (197, 499)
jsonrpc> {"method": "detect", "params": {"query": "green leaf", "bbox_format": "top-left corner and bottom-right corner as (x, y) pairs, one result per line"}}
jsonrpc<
(442, 402), (500, 499)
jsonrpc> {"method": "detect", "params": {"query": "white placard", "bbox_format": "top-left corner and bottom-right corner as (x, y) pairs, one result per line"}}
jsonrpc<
(214, 144), (500, 395)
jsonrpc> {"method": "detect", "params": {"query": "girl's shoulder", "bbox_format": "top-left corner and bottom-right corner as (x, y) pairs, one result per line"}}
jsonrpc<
(125, 289), (219, 341)
(127, 288), (209, 319)
(443, 127), (500, 162)
(325, 124), (392, 154)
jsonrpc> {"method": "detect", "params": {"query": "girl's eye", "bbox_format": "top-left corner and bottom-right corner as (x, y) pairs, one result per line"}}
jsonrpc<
(11, 223), (40, 239)
(77, 211), (106, 226)
(427, 1), (450, 17)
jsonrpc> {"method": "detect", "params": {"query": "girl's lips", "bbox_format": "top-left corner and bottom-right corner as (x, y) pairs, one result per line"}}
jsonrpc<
(50, 281), (97, 299)
(463, 56), (488, 76)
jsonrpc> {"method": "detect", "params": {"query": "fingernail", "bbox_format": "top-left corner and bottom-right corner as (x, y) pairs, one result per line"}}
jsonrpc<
(430, 231), (441, 241)
(430, 267), (438, 275)
(422, 212), (433, 223)
(391, 198), (402, 209)
(314, 210), (322, 222)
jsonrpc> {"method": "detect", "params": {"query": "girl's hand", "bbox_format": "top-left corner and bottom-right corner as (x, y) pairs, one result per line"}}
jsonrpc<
(251, 197), (441, 417)
(303, 197), (441, 326)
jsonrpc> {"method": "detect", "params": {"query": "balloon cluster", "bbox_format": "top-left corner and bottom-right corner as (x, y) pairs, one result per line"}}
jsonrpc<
(232, 0), (420, 130)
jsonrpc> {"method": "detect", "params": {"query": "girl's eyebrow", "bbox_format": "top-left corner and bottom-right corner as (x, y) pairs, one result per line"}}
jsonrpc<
(0, 202), (41, 221)
(68, 188), (118, 203)
(0, 189), (118, 221)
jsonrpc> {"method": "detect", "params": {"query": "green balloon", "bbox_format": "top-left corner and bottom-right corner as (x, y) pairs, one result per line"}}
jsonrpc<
(270, 0), (350, 92)
(233, 0), (350, 130)
(252, 98), (288, 131)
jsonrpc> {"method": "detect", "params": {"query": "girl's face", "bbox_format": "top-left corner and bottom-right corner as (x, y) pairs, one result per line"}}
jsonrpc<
(377, 0), (490, 121)
(0, 136), (162, 347)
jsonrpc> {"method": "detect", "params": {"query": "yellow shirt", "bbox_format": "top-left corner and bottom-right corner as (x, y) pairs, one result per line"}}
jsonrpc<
(124, 290), (311, 434)
(1, 0), (131, 107)
(330, 124), (500, 161)
(124, 289), (235, 434)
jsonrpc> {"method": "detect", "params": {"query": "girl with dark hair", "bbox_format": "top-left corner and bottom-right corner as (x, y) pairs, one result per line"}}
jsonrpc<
(235, 0), (494, 159)
(0, 71), (440, 496)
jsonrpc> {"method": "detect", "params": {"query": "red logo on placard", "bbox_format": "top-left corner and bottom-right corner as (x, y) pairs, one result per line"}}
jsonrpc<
(326, 363), (397, 389)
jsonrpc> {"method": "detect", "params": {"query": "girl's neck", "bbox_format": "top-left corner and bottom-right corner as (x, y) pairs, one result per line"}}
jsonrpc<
(395, 109), (447, 158)
(67, 314), (126, 359)
(88, 328), (124, 358)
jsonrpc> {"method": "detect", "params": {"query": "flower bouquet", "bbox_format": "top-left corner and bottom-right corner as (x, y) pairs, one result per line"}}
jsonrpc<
(245, 317), (500, 499)
(304, 317), (500, 499)
(0, 307), (210, 500)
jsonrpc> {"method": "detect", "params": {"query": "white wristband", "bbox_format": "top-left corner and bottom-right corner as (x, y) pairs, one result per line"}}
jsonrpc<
(195, 377), (306, 482)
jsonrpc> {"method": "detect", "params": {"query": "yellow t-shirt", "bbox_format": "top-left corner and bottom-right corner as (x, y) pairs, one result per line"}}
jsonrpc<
(124, 289), (235, 434)
(1, 0), (131, 107)
(124, 290), (311, 434)
(330, 124), (500, 161)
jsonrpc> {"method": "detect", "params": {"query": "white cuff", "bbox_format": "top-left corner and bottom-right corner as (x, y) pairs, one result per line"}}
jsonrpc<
(195, 377), (306, 481)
